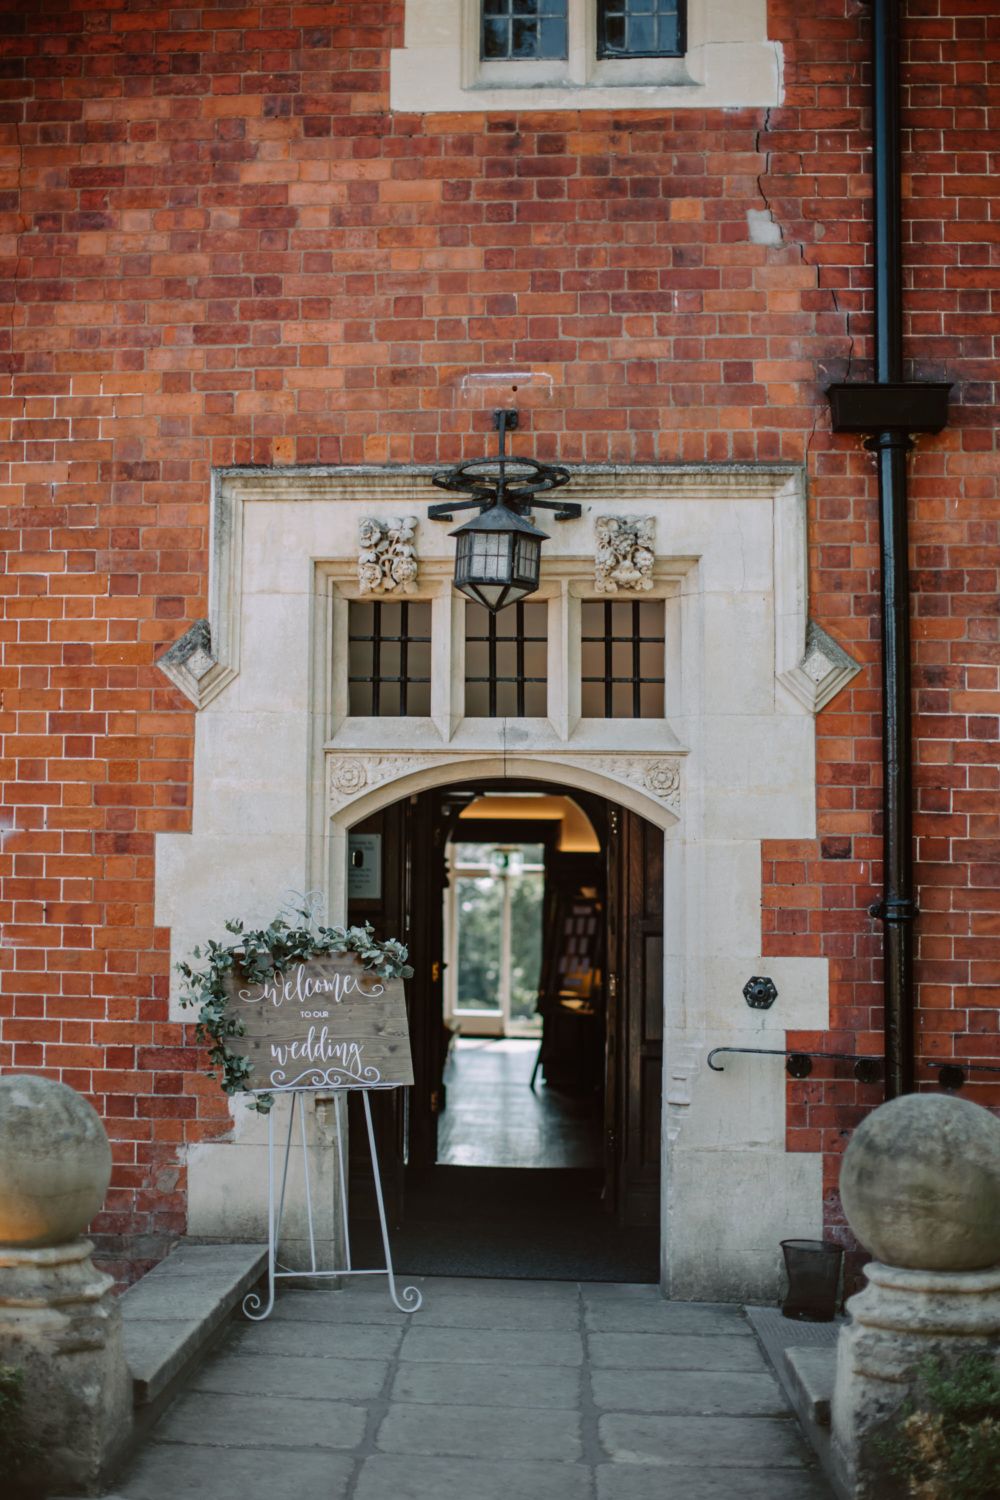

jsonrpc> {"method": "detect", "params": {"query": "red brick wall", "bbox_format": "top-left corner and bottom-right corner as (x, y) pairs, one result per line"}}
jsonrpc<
(764, 0), (1000, 1286)
(0, 0), (995, 1285)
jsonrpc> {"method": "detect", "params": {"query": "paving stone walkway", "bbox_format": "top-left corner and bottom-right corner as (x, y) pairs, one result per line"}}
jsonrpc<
(115, 1277), (833, 1499)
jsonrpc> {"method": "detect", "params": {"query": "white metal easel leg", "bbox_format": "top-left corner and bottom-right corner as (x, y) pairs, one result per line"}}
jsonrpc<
(336, 1090), (351, 1273)
(244, 1092), (299, 1320)
(362, 1090), (421, 1312)
(242, 1088), (421, 1318)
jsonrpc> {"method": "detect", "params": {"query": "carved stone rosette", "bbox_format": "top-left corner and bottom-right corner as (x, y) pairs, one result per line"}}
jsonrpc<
(594, 756), (681, 810)
(328, 752), (681, 815)
(328, 754), (437, 807)
(594, 515), (656, 593)
(358, 517), (419, 595)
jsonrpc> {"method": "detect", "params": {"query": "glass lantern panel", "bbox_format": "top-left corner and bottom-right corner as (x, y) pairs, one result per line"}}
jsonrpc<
(468, 531), (511, 580)
(475, 583), (507, 608)
(513, 534), (541, 582)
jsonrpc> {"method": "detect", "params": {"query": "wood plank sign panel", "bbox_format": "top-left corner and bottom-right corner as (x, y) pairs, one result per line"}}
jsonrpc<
(222, 953), (414, 1092)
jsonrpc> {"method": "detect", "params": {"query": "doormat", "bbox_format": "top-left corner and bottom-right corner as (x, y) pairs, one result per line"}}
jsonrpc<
(351, 1167), (660, 1283)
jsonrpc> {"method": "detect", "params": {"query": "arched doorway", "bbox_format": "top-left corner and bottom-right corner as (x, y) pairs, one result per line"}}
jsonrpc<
(344, 776), (664, 1282)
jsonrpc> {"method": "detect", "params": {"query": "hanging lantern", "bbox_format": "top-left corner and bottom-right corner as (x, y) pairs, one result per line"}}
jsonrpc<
(428, 410), (579, 614)
(451, 502), (548, 613)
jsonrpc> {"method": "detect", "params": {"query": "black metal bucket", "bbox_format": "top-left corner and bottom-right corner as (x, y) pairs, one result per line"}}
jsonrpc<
(780, 1239), (843, 1322)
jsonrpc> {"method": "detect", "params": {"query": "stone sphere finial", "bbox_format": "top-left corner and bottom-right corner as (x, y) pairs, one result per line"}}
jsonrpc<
(0, 1075), (113, 1248)
(839, 1093), (1000, 1272)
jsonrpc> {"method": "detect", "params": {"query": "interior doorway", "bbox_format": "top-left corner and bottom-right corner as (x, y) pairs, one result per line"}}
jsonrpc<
(345, 777), (662, 1281)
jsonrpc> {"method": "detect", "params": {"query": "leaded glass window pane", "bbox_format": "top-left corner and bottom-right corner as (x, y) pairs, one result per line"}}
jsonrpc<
(598, 0), (683, 58)
(482, 0), (568, 60)
(348, 600), (431, 716)
(581, 599), (665, 718)
(465, 600), (548, 717)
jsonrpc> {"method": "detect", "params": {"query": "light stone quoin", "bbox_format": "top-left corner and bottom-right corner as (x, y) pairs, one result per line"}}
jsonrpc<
(155, 462), (834, 1304)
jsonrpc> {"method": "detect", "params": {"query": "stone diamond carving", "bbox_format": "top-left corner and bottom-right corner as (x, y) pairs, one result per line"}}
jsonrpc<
(358, 517), (419, 595)
(185, 647), (215, 681)
(779, 620), (861, 714)
(595, 515), (655, 593)
(155, 619), (227, 708)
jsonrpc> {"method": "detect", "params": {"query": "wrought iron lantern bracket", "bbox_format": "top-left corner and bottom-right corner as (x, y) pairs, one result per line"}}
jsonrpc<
(428, 409), (580, 523)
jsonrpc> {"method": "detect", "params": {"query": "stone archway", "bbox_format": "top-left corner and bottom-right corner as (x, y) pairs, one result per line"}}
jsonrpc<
(324, 752), (680, 922)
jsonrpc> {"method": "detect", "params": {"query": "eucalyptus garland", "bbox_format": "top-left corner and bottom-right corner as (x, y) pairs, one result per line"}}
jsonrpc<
(177, 915), (414, 1114)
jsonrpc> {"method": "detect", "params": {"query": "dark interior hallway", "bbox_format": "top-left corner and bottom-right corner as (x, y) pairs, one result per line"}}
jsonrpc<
(352, 1039), (656, 1284)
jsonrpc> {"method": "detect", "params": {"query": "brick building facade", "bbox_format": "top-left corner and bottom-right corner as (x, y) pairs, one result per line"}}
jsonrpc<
(0, 0), (996, 1290)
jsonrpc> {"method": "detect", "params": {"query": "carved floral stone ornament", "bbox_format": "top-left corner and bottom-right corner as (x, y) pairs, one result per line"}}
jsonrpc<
(328, 755), (435, 804)
(358, 516), (419, 595)
(328, 753), (681, 814)
(594, 515), (656, 593)
(598, 757), (681, 809)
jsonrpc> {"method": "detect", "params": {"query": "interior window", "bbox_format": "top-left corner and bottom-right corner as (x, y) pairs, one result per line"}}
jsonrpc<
(482, 0), (568, 60)
(581, 599), (665, 718)
(598, 0), (684, 58)
(348, 600), (431, 716)
(465, 600), (548, 717)
(450, 843), (545, 1033)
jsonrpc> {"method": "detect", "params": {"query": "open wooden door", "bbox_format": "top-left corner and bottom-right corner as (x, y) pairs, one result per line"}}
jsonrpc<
(346, 799), (407, 1227)
(604, 805), (664, 1227)
(348, 788), (448, 1222)
(401, 790), (448, 1169)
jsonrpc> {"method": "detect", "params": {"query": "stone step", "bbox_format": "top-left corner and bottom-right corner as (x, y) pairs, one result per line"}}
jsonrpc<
(120, 1240), (267, 1408)
(745, 1305), (846, 1500)
(784, 1343), (836, 1428)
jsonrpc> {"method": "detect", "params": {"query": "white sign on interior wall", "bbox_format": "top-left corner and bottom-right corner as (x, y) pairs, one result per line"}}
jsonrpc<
(348, 834), (382, 899)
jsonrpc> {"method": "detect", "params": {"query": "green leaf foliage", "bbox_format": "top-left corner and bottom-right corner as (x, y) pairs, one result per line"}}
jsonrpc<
(177, 913), (413, 1115)
(876, 1353), (1000, 1500)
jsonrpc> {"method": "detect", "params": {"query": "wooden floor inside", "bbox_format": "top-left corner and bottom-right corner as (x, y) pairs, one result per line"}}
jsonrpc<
(436, 1039), (603, 1170)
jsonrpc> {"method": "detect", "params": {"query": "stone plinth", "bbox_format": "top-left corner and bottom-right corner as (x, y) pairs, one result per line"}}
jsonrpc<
(0, 1240), (132, 1496)
(831, 1095), (1000, 1498)
(831, 1259), (1000, 1498)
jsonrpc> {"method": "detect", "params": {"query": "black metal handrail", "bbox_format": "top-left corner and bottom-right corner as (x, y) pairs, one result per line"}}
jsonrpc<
(707, 1046), (1000, 1092)
(924, 1060), (1000, 1091)
(707, 1047), (882, 1083)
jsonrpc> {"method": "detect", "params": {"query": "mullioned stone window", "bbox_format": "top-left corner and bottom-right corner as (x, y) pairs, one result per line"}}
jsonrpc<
(348, 602), (432, 717)
(391, 0), (779, 113)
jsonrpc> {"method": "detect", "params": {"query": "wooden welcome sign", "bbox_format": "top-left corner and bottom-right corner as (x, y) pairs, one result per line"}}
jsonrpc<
(221, 953), (414, 1093)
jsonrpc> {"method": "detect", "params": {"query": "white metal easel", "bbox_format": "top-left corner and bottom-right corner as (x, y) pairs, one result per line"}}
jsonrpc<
(242, 1084), (421, 1320)
(240, 889), (422, 1321)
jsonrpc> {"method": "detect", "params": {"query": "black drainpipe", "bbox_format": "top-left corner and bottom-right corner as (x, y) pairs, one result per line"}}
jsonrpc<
(826, 0), (950, 1100)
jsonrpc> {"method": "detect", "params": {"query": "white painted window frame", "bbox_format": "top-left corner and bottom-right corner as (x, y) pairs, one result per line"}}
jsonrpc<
(390, 0), (782, 114)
